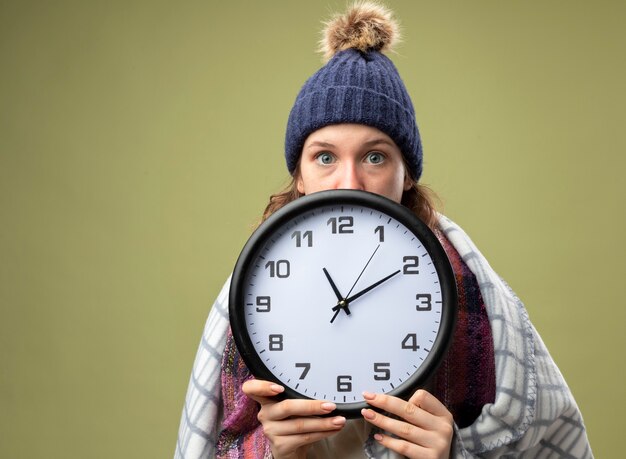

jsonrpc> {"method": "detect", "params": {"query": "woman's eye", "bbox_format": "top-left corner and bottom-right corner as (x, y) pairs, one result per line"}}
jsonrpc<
(366, 152), (385, 164)
(316, 152), (335, 165)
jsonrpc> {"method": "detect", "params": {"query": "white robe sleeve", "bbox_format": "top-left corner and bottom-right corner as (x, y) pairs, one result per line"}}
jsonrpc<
(439, 216), (593, 458)
(174, 278), (231, 459)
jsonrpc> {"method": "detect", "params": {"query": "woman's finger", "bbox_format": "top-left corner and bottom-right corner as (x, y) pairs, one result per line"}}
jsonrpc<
(408, 389), (453, 419)
(241, 378), (284, 405)
(261, 397), (338, 422)
(362, 391), (435, 429)
(263, 415), (346, 437)
(364, 390), (453, 428)
(242, 378), (341, 421)
(361, 407), (432, 447)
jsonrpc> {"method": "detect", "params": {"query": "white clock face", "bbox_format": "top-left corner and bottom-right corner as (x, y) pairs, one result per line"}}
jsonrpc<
(230, 191), (455, 415)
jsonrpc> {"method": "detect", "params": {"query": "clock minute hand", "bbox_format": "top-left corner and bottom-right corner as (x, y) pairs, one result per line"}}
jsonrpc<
(343, 269), (401, 304)
(330, 269), (401, 323)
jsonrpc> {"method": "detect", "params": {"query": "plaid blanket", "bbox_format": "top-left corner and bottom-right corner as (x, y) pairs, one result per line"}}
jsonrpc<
(174, 215), (593, 458)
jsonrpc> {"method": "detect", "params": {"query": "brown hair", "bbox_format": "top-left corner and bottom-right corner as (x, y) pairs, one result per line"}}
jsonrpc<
(260, 165), (441, 230)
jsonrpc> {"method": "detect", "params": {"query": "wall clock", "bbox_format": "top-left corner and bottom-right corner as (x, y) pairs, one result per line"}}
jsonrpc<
(229, 189), (457, 418)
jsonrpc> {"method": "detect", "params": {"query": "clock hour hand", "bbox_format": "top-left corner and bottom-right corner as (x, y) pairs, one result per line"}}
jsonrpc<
(323, 268), (351, 318)
(323, 268), (343, 301)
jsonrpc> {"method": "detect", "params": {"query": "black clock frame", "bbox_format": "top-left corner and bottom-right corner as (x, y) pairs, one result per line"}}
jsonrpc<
(229, 189), (458, 418)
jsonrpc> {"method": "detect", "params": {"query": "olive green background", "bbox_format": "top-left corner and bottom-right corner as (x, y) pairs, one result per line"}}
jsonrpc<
(1, 1), (624, 457)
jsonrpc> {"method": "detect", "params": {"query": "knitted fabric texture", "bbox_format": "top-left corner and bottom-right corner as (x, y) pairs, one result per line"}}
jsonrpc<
(215, 231), (495, 455)
(284, 48), (423, 180)
(432, 232), (496, 428)
(216, 328), (272, 459)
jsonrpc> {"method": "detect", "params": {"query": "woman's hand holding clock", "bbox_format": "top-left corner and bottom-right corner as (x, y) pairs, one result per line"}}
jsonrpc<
(361, 389), (454, 459)
(241, 379), (346, 459)
(243, 378), (453, 459)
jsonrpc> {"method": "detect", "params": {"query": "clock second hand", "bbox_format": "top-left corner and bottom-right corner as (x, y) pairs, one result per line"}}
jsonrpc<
(328, 244), (381, 322)
(346, 244), (381, 298)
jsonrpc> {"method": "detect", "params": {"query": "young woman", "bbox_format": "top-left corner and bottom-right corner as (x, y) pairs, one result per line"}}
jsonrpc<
(175, 3), (592, 458)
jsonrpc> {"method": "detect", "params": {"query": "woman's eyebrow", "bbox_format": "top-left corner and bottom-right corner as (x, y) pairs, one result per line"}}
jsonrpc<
(306, 141), (335, 149)
(363, 138), (395, 148)
(305, 138), (394, 149)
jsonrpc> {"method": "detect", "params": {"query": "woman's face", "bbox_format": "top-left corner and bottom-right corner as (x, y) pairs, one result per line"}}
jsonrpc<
(297, 124), (411, 203)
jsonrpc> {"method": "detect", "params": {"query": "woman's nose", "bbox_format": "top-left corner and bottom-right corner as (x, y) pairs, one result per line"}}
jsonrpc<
(337, 163), (365, 190)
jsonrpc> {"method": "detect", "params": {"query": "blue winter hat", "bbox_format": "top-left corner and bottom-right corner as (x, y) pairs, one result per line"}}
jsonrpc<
(285, 2), (423, 181)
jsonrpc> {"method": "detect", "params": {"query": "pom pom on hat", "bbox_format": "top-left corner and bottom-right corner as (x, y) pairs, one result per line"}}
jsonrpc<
(285, 1), (423, 181)
(320, 1), (399, 61)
